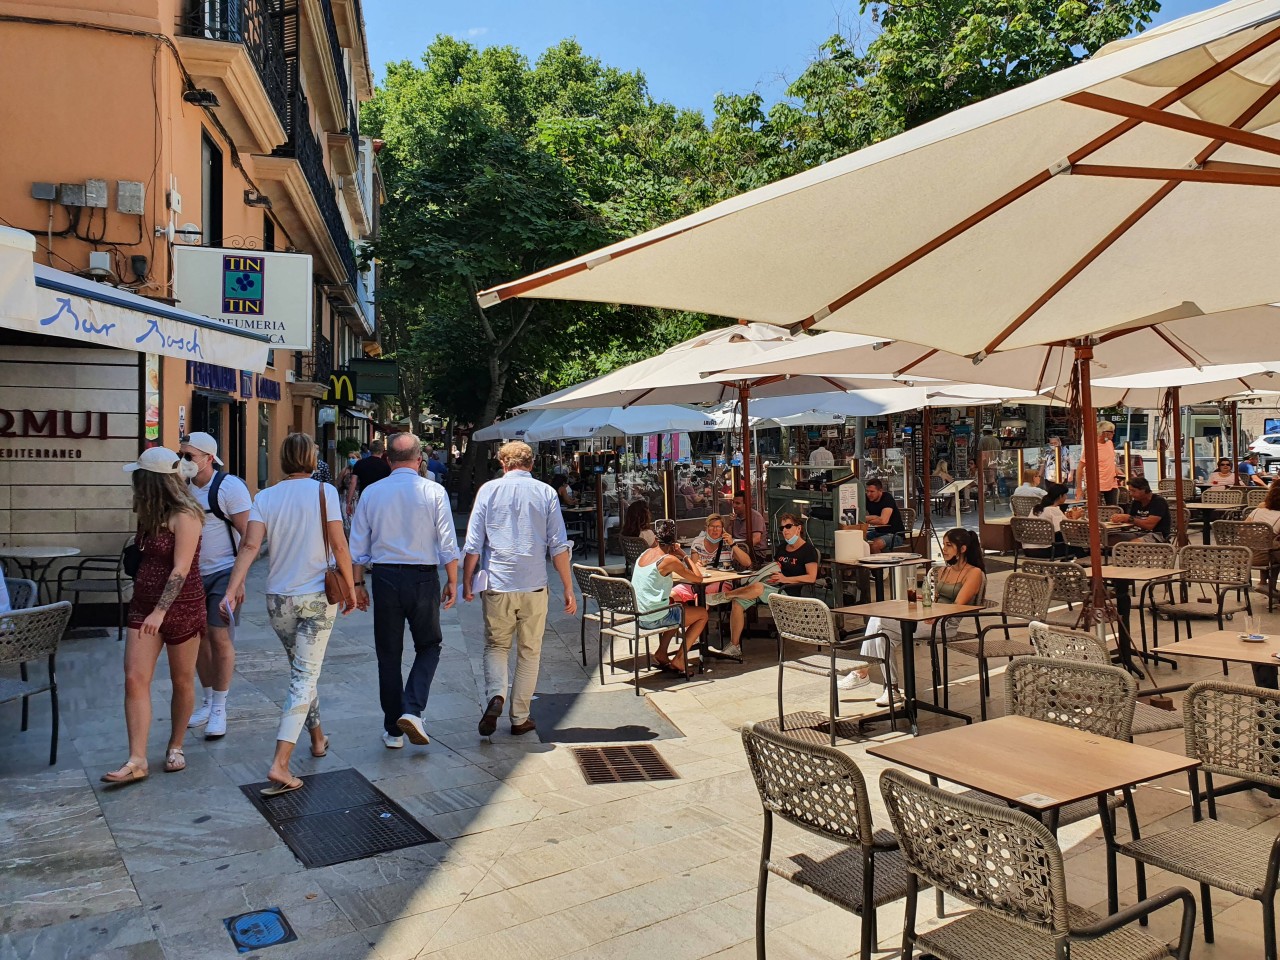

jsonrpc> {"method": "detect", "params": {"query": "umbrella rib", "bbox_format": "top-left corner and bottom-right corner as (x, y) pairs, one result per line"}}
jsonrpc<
(1071, 163), (1280, 187)
(893, 349), (938, 377)
(798, 21), (1280, 333)
(1064, 92), (1280, 160)
(1150, 326), (1204, 368)
(979, 74), (1280, 357)
(1035, 346), (1053, 392)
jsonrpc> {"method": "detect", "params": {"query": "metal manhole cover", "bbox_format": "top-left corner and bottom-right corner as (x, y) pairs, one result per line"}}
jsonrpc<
(572, 744), (679, 784)
(223, 907), (297, 953)
(241, 768), (439, 868)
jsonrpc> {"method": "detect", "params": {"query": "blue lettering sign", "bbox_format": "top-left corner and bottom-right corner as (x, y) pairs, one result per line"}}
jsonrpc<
(39, 297), (117, 338)
(136, 318), (204, 359)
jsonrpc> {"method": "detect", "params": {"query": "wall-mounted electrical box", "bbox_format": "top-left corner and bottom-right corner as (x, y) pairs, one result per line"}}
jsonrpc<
(117, 181), (145, 215)
(58, 182), (86, 206)
(85, 179), (108, 208)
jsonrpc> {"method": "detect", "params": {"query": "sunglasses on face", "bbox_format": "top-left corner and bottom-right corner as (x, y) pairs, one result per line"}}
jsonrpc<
(180, 452), (200, 461)
(781, 523), (798, 531)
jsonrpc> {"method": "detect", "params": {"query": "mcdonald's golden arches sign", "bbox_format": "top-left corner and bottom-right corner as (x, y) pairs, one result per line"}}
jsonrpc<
(325, 369), (358, 403)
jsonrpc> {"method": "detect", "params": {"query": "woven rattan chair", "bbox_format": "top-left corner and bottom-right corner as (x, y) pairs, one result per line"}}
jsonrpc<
(1021, 559), (1092, 628)
(946, 572), (1053, 720)
(1011, 494), (1041, 518)
(1059, 518), (1106, 559)
(620, 535), (650, 578)
(901, 506), (917, 537)
(54, 538), (133, 641)
(589, 575), (696, 695)
(1112, 540), (1176, 569)
(741, 723), (912, 960)
(1214, 519), (1279, 612)
(1097, 504), (1123, 524)
(1028, 622), (1183, 737)
(4, 578), (38, 611)
(1201, 487), (1245, 507)
(573, 564), (627, 667)
(1157, 478), (1180, 494)
(1248, 487), (1269, 509)
(1010, 517), (1056, 569)
(769, 594), (892, 744)
(881, 767), (1196, 960)
(1118, 680), (1280, 960)
(0, 601), (73, 765)
(1148, 545), (1252, 655)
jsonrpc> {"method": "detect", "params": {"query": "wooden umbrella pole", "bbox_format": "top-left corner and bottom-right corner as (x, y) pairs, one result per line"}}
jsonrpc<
(1076, 343), (1111, 620)
(739, 385), (755, 553)
(1171, 386), (1188, 547)
(1232, 400), (1241, 486)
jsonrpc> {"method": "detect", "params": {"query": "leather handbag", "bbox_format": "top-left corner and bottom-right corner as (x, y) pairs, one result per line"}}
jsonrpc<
(122, 535), (143, 579)
(318, 483), (353, 607)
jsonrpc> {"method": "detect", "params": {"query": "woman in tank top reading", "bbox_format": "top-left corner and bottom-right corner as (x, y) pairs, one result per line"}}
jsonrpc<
(629, 518), (708, 676)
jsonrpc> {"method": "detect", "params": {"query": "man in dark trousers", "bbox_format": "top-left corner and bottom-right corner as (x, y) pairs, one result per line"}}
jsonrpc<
(347, 438), (391, 515)
(349, 433), (459, 748)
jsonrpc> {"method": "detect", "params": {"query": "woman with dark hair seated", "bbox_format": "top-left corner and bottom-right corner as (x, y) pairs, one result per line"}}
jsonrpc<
(1023, 482), (1083, 558)
(629, 519), (708, 675)
(620, 499), (655, 546)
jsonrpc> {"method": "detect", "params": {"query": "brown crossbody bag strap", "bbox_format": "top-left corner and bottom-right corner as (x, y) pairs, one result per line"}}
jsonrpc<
(319, 482), (352, 606)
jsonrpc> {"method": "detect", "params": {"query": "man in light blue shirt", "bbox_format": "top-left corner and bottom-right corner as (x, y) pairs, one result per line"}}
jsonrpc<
(350, 433), (459, 749)
(463, 441), (575, 737)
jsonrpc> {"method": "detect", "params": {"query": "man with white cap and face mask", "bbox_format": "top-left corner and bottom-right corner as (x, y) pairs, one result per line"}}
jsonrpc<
(179, 432), (251, 738)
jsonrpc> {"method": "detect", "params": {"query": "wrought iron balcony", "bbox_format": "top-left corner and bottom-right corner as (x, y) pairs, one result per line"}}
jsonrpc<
(178, 0), (288, 128)
(297, 331), (333, 384)
(318, 0), (350, 110)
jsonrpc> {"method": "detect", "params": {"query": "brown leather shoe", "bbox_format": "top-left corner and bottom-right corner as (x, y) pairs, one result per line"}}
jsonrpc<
(510, 718), (537, 736)
(478, 695), (504, 737)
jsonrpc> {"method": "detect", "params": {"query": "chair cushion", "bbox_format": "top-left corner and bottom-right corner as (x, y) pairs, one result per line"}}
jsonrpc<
(917, 903), (1170, 960)
(1119, 818), (1273, 899)
(768, 838), (911, 914)
(1130, 702), (1181, 736)
(0, 676), (51, 703)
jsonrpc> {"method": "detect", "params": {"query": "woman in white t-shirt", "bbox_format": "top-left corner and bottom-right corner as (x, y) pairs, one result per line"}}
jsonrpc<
(225, 433), (356, 795)
(1025, 482), (1083, 557)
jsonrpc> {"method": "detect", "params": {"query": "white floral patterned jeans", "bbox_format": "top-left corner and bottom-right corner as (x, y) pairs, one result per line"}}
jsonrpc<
(266, 592), (336, 744)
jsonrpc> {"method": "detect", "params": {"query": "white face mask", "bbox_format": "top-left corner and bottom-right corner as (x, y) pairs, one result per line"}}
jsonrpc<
(178, 458), (200, 480)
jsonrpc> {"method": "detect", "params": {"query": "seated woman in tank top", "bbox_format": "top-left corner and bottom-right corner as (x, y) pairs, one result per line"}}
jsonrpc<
(629, 519), (708, 676)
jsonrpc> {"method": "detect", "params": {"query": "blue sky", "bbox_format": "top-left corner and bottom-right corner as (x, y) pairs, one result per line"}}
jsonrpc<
(364, 1), (1217, 118)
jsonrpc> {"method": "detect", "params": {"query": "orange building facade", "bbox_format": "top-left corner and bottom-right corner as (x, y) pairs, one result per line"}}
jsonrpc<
(0, 0), (380, 529)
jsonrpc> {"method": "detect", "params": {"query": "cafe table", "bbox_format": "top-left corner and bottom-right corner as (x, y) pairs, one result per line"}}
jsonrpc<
(1098, 565), (1186, 673)
(834, 598), (983, 735)
(0, 545), (82, 603)
(675, 566), (747, 664)
(1181, 502), (1241, 545)
(868, 714), (1199, 913)
(831, 555), (929, 606)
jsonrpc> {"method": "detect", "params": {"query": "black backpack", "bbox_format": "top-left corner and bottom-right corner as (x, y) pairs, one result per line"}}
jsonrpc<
(205, 471), (239, 556)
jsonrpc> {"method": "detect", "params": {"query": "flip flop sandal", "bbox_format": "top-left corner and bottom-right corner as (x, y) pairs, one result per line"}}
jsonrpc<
(163, 748), (186, 773)
(260, 777), (304, 797)
(311, 737), (330, 758)
(101, 760), (148, 784)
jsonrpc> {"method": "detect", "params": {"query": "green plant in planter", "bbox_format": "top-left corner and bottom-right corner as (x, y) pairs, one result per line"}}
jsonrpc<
(336, 438), (360, 457)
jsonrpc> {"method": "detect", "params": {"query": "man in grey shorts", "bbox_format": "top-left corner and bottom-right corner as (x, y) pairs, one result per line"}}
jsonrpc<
(181, 432), (251, 739)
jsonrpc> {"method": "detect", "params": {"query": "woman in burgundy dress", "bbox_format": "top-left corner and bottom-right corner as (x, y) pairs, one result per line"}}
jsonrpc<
(102, 447), (207, 783)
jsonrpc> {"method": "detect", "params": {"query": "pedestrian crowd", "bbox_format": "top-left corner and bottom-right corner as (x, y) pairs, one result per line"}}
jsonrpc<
(102, 435), (571, 796)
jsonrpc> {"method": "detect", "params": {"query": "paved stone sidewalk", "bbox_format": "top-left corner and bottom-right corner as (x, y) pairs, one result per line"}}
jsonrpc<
(1, 558), (1277, 958)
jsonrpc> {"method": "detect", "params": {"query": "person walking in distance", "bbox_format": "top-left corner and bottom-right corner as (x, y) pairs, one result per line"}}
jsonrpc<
(464, 441), (576, 737)
(349, 433), (459, 748)
(347, 438), (391, 516)
(224, 434), (357, 794)
(102, 448), (207, 783)
(180, 432), (250, 740)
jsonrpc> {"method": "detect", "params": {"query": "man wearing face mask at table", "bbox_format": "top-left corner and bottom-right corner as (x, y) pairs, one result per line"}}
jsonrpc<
(179, 432), (251, 739)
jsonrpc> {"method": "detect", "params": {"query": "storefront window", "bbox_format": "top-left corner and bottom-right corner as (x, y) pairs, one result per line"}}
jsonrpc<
(258, 402), (272, 489)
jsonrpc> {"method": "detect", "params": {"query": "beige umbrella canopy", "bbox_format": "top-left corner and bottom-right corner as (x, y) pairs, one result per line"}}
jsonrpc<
(481, 0), (1280, 358)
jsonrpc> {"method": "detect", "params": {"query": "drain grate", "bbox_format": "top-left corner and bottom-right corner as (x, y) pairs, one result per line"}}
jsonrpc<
(572, 744), (679, 784)
(241, 768), (439, 868)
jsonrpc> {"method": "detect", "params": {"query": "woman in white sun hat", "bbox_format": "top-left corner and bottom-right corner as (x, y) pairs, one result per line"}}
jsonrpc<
(102, 447), (207, 784)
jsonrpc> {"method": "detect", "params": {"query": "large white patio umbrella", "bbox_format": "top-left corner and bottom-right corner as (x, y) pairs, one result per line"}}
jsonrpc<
(523, 405), (718, 442)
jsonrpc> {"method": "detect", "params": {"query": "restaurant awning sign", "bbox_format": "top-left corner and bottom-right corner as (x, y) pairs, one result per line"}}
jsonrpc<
(172, 247), (313, 350)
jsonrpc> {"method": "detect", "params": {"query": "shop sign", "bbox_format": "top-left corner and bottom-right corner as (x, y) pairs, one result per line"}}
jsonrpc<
(0, 408), (111, 459)
(186, 361), (238, 393)
(256, 375), (281, 401)
(173, 247), (313, 350)
(347, 359), (400, 396)
(240, 371), (254, 399)
(325, 369), (358, 403)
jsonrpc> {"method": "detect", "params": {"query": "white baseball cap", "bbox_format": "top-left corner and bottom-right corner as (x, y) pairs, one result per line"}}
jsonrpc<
(123, 447), (182, 474)
(181, 431), (224, 465)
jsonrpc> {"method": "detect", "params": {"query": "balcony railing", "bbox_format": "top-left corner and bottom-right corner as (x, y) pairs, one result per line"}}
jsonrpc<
(297, 331), (333, 383)
(318, 0), (350, 110)
(178, 0), (288, 128)
(275, 85), (359, 287)
(347, 100), (360, 159)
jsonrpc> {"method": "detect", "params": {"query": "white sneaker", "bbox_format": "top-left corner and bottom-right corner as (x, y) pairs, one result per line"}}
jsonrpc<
(382, 732), (404, 749)
(396, 713), (431, 746)
(837, 672), (871, 691)
(875, 686), (901, 708)
(720, 643), (742, 658)
(204, 704), (227, 739)
(188, 699), (211, 728)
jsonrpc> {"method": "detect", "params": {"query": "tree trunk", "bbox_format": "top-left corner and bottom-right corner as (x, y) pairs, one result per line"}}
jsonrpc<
(455, 357), (509, 509)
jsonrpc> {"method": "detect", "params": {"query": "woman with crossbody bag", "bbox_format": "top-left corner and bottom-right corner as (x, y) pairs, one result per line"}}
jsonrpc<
(224, 433), (356, 795)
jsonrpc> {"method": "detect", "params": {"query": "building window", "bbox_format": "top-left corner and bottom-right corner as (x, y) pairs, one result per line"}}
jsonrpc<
(201, 131), (224, 246)
(258, 402), (273, 489)
(263, 213), (275, 251)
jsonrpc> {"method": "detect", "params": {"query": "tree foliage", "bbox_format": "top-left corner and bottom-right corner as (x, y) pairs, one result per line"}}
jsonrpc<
(364, 1), (1160, 435)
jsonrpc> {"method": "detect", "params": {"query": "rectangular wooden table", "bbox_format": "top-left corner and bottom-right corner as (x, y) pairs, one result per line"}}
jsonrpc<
(1098, 565), (1185, 672)
(869, 714), (1199, 912)
(1155, 629), (1280, 688)
(834, 599), (983, 735)
(1181, 502), (1242, 544)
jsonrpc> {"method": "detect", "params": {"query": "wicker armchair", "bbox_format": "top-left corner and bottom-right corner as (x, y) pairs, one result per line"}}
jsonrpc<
(1118, 680), (1280, 960)
(1028, 622), (1182, 737)
(620, 535), (650, 578)
(1010, 494), (1041, 518)
(1248, 487), (1269, 509)
(901, 506), (917, 535)
(1059, 519), (1107, 559)
(1157, 478), (1180, 494)
(1097, 504), (1123, 524)
(769, 594), (892, 744)
(589, 574), (695, 694)
(1148, 545), (1253, 654)
(1020, 559), (1092, 628)
(573, 564), (626, 667)
(741, 723), (912, 960)
(1112, 540), (1176, 569)
(946, 572), (1054, 720)
(881, 768), (1196, 960)
(4, 578), (38, 611)
(1010, 517), (1057, 569)
(1213, 519), (1279, 612)
(1201, 488), (1245, 507)
(0, 601), (73, 765)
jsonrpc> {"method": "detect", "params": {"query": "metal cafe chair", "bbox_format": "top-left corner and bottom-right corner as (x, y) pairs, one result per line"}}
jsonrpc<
(589, 574), (698, 694)
(0, 601), (74, 765)
(3, 578), (38, 611)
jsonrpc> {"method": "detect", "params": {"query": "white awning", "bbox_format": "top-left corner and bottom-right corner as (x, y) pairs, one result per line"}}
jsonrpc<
(2, 262), (273, 371)
(0, 227), (37, 326)
(343, 408), (374, 422)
